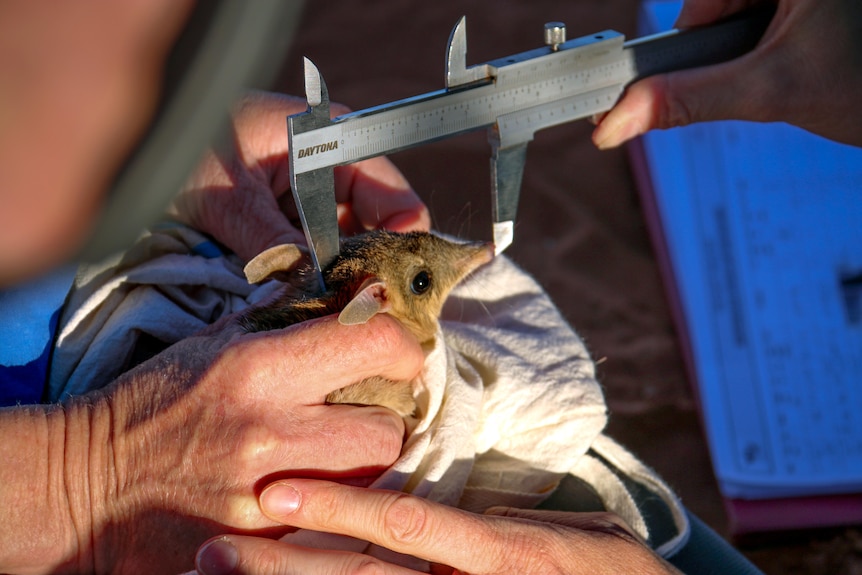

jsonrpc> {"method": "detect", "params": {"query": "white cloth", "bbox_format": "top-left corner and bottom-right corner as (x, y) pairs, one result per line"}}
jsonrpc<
(49, 225), (688, 570)
(48, 225), (279, 398)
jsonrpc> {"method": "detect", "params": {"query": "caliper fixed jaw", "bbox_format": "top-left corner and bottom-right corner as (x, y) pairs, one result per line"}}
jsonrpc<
(288, 58), (340, 293)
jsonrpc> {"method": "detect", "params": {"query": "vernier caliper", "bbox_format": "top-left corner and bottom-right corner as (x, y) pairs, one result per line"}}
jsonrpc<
(288, 7), (774, 290)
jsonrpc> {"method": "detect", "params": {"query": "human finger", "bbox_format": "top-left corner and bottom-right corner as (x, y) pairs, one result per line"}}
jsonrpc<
(594, 0), (862, 151)
(176, 145), (307, 261)
(592, 1), (784, 149)
(258, 480), (686, 575)
(480, 510), (680, 575)
(675, 0), (766, 28)
(258, 404), (406, 478)
(484, 507), (643, 540)
(226, 314), (425, 403)
(592, 44), (779, 150)
(195, 535), (426, 575)
(174, 91), (349, 261)
(258, 480), (516, 572)
(334, 156), (431, 235)
(229, 90), (351, 209)
(228, 91), (341, 179)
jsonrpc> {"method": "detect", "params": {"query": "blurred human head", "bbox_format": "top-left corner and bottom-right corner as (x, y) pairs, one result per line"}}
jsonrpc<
(0, 0), (193, 286)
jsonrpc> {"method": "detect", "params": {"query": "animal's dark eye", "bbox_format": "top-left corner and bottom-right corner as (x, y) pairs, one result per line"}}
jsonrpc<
(411, 270), (432, 295)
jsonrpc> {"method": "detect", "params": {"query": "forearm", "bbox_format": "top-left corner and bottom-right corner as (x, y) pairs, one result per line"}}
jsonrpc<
(0, 400), (105, 574)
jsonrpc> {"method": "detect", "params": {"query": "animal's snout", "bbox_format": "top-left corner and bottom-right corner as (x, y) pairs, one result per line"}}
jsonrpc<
(459, 240), (495, 273)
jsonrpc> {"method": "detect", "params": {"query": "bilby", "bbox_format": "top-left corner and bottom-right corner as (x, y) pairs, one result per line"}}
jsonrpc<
(240, 230), (494, 416)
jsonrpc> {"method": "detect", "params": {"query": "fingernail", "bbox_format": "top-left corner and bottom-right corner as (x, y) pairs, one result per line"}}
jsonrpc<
(594, 113), (641, 150)
(196, 537), (238, 575)
(260, 482), (301, 517)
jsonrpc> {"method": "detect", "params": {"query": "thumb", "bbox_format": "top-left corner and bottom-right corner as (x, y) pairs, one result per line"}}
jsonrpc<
(236, 206), (306, 263)
(675, 0), (764, 28)
(205, 177), (306, 263)
(592, 49), (773, 149)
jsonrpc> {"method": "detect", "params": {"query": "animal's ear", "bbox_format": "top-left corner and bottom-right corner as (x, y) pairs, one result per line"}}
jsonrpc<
(338, 278), (391, 325)
(244, 244), (308, 283)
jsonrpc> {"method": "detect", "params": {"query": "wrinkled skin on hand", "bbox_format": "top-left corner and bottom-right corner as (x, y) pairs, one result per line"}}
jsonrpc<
(170, 91), (431, 263)
(59, 315), (423, 575)
(593, 0), (862, 149)
(194, 479), (682, 575)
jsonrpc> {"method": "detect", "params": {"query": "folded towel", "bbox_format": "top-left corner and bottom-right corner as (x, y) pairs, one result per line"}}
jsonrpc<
(49, 224), (688, 570)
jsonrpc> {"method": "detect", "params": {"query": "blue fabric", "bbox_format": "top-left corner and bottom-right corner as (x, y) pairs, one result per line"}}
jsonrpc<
(152, 221), (226, 259)
(0, 266), (75, 406)
(191, 239), (225, 258)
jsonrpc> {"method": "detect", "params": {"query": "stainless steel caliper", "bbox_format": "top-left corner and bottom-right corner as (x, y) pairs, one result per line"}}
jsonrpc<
(287, 7), (774, 289)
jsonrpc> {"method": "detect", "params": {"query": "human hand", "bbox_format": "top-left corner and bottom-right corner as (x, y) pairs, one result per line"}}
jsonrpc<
(170, 91), (431, 263)
(53, 315), (423, 575)
(193, 479), (681, 575)
(593, 0), (862, 149)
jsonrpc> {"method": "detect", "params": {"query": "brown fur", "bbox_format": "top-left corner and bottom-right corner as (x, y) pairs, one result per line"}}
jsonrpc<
(240, 230), (494, 416)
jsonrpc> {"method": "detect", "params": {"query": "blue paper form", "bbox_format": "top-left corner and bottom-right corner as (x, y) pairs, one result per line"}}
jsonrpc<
(638, 0), (862, 498)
